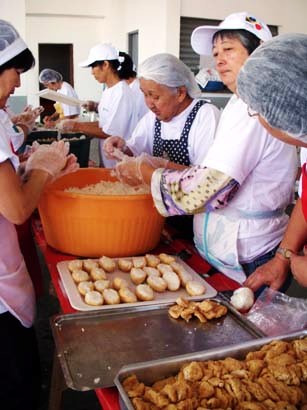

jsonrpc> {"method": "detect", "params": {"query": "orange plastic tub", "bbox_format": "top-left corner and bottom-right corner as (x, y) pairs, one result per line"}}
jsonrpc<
(38, 168), (165, 257)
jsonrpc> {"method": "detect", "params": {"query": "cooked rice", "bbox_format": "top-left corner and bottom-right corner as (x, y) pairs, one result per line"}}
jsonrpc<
(64, 180), (150, 196)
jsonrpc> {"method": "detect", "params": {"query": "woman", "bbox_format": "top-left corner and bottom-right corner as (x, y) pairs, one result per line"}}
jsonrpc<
(236, 33), (307, 290)
(104, 53), (220, 170)
(39, 68), (80, 126)
(115, 12), (298, 286)
(62, 43), (138, 168)
(0, 19), (78, 409)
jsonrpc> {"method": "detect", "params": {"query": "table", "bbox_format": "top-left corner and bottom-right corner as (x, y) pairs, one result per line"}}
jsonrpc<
(32, 216), (240, 410)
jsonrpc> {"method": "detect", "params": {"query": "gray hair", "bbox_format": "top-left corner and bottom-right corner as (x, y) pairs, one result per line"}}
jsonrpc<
(237, 33), (307, 139)
(39, 68), (63, 83)
(138, 53), (201, 98)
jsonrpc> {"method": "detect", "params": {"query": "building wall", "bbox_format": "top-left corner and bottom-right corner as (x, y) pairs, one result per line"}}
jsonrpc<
(2, 0), (307, 107)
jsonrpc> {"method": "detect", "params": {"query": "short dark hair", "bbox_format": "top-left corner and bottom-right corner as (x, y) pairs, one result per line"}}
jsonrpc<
(118, 52), (136, 80)
(213, 29), (261, 55)
(0, 48), (35, 74)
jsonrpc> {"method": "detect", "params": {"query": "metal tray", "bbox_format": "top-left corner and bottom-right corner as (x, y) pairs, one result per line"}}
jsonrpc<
(115, 330), (307, 410)
(57, 257), (217, 312)
(50, 298), (264, 390)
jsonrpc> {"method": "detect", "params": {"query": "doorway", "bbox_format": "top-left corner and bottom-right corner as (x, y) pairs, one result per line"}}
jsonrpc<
(38, 43), (74, 120)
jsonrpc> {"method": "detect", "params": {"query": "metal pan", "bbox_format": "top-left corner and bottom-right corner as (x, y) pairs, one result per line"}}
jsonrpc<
(115, 330), (307, 410)
(50, 298), (264, 390)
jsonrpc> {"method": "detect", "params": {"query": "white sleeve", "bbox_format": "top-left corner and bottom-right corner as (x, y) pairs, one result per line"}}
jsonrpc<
(126, 112), (155, 156)
(203, 98), (268, 184)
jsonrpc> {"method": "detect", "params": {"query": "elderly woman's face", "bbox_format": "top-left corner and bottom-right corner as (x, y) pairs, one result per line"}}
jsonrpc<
(0, 68), (21, 108)
(139, 79), (186, 122)
(212, 35), (249, 93)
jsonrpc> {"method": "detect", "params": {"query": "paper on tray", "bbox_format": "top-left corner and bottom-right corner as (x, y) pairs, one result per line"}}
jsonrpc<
(37, 89), (85, 106)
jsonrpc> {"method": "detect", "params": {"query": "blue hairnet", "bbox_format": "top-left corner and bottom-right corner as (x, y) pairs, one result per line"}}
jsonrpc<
(237, 33), (307, 139)
(138, 53), (201, 98)
(39, 68), (63, 83)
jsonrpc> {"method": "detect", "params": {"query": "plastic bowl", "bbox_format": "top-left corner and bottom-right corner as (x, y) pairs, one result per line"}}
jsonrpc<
(38, 168), (165, 257)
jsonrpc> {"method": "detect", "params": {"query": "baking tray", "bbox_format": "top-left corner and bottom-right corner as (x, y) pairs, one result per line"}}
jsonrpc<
(37, 89), (85, 106)
(50, 298), (264, 390)
(57, 257), (217, 311)
(115, 330), (307, 410)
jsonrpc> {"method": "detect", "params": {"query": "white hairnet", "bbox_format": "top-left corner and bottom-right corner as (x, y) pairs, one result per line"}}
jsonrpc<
(39, 68), (63, 83)
(138, 53), (201, 98)
(0, 19), (27, 66)
(238, 33), (307, 139)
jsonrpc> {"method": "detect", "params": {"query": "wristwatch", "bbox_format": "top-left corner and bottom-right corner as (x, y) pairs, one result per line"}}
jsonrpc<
(276, 247), (293, 260)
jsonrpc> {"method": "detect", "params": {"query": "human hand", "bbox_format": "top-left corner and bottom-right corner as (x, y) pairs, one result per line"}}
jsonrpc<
(115, 153), (168, 186)
(290, 254), (307, 287)
(103, 136), (126, 159)
(243, 256), (289, 292)
(51, 153), (79, 182)
(82, 100), (98, 112)
(57, 119), (77, 132)
(25, 140), (70, 177)
(12, 105), (44, 133)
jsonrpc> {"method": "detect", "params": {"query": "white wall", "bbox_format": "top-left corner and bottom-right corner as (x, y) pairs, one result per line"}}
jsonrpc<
(2, 0), (307, 106)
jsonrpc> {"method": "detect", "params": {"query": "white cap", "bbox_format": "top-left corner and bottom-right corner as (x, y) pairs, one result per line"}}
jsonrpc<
(79, 43), (119, 67)
(191, 12), (272, 56)
(0, 19), (27, 65)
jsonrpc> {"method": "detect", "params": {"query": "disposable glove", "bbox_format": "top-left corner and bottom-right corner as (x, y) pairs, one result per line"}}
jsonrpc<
(51, 153), (80, 182)
(103, 136), (126, 159)
(57, 119), (77, 132)
(12, 105), (44, 133)
(115, 153), (168, 186)
(25, 140), (71, 177)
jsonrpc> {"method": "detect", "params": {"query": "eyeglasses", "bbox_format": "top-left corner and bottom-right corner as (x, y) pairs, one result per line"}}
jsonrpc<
(247, 106), (259, 118)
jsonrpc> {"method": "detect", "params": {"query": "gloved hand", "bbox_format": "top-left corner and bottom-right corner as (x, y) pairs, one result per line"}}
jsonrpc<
(51, 153), (80, 182)
(82, 100), (98, 112)
(25, 140), (71, 177)
(57, 119), (78, 132)
(115, 153), (168, 186)
(12, 105), (44, 133)
(103, 136), (126, 159)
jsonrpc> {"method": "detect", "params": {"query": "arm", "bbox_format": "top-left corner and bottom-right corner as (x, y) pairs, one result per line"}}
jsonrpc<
(0, 160), (50, 224)
(61, 120), (111, 139)
(244, 198), (307, 291)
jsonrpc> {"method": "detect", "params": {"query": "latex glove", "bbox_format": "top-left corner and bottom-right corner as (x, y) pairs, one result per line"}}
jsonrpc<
(82, 100), (98, 112)
(57, 119), (77, 132)
(25, 140), (70, 177)
(103, 136), (126, 159)
(12, 105), (44, 133)
(51, 153), (80, 182)
(115, 153), (168, 186)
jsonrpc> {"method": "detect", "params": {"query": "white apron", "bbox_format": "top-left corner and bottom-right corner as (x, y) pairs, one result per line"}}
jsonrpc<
(0, 215), (35, 327)
(194, 207), (284, 283)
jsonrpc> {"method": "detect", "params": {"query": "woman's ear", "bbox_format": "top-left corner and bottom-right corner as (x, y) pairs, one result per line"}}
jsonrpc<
(177, 86), (188, 102)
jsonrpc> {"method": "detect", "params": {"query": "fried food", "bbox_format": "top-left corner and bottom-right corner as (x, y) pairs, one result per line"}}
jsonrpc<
(168, 298), (227, 323)
(122, 337), (307, 410)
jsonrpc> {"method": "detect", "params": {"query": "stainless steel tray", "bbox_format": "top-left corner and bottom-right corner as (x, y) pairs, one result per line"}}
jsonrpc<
(50, 298), (264, 390)
(115, 330), (307, 410)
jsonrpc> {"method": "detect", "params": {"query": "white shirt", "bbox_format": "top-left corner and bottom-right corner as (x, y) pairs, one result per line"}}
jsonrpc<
(127, 99), (220, 166)
(129, 78), (148, 121)
(201, 95), (298, 262)
(98, 80), (138, 168)
(58, 81), (81, 117)
(0, 110), (24, 152)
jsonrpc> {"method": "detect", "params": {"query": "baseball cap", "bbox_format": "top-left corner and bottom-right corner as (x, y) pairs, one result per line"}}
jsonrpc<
(191, 12), (272, 56)
(79, 43), (119, 67)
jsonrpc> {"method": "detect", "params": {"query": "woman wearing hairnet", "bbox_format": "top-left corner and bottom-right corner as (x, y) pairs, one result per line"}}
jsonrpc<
(237, 33), (307, 290)
(39, 68), (80, 127)
(115, 12), (298, 288)
(104, 53), (220, 172)
(61, 43), (138, 168)
(0, 20), (78, 409)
